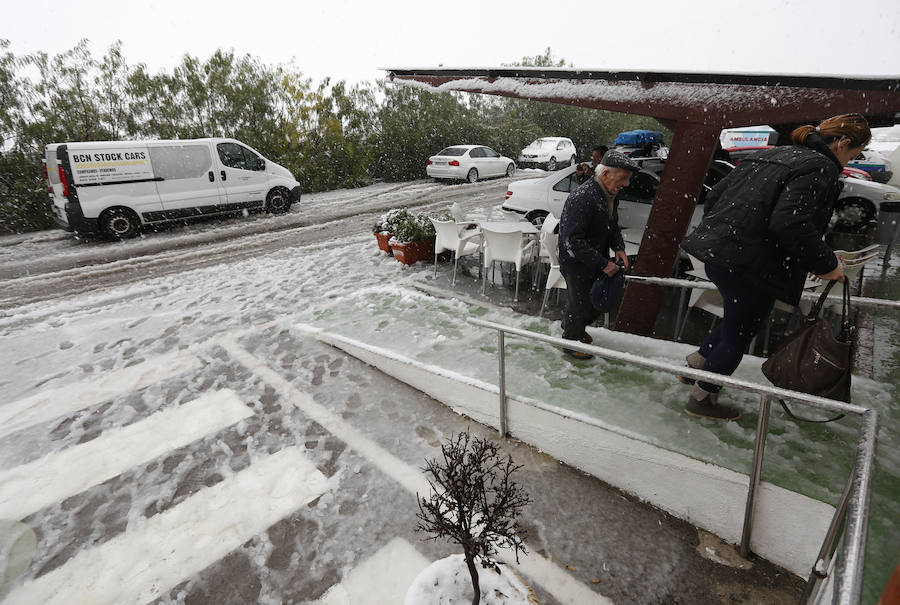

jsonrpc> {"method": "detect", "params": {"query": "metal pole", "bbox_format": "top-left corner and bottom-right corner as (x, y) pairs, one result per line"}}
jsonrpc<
(834, 409), (879, 605)
(740, 394), (771, 558)
(498, 330), (508, 437)
(800, 478), (853, 604)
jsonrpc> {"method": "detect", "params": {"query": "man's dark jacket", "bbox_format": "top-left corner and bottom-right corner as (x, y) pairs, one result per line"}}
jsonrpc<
(558, 177), (625, 276)
(681, 134), (841, 305)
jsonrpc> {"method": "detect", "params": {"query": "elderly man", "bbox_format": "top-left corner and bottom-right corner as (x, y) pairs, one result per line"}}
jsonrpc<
(557, 150), (640, 359)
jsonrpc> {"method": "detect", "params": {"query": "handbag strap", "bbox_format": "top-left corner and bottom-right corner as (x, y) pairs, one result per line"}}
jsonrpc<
(808, 279), (855, 342)
(778, 399), (845, 423)
(808, 279), (838, 319)
(839, 278), (854, 342)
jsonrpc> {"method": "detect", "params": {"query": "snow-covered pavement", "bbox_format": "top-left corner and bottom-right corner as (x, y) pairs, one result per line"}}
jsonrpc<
(0, 178), (895, 603)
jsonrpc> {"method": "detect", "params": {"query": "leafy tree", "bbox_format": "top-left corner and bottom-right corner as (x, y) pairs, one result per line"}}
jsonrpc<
(0, 150), (52, 233)
(0, 39), (21, 149)
(416, 432), (531, 605)
(0, 42), (672, 234)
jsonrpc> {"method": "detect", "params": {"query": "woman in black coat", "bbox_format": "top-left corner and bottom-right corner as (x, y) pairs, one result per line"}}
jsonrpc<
(679, 113), (871, 420)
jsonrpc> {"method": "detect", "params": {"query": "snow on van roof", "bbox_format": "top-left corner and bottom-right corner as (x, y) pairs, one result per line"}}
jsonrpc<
(53, 138), (233, 149)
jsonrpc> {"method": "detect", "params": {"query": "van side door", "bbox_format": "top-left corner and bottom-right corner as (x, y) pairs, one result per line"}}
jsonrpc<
(151, 143), (225, 218)
(215, 142), (269, 209)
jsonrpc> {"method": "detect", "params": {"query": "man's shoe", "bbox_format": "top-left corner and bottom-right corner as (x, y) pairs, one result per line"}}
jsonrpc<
(677, 351), (706, 385)
(685, 385), (740, 421)
(581, 333), (593, 344)
(563, 348), (594, 360)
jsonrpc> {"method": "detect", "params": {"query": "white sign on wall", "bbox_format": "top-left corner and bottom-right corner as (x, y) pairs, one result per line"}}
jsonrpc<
(69, 147), (154, 185)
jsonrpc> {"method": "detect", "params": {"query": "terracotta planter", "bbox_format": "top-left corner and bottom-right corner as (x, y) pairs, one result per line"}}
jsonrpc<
(374, 231), (394, 255)
(389, 239), (435, 266)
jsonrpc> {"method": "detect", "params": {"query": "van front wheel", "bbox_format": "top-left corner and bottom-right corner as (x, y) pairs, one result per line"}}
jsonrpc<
(100, 208), (140, 239)
(265, 188), (292, 214)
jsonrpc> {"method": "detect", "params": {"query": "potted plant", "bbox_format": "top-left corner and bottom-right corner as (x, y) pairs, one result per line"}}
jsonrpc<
(373, 208), (413, 256)
(388, 211), (436, 265)
(407, 432), (536, 605)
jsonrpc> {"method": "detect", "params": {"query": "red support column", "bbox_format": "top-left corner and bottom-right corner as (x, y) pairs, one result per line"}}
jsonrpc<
(614, 121), (722, 336)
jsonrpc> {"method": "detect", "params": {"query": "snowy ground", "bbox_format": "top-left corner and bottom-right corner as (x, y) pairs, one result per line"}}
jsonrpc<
(0, 176), (896, 603)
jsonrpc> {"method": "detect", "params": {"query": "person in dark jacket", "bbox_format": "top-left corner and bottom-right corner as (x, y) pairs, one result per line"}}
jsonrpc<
(679, 113), (871, 420)
(575, 145), (610, 185)
(558, 150), (640, 359)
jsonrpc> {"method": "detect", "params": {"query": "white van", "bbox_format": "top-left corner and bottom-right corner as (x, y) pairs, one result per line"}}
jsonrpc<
(45, 138), (301, 238)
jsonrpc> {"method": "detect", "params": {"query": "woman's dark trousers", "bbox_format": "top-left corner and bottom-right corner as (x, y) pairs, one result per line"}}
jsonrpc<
(698, 264), (776, 393)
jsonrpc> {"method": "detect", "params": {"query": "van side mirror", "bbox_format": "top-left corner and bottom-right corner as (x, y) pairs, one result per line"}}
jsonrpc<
(258, 159), (266, 171)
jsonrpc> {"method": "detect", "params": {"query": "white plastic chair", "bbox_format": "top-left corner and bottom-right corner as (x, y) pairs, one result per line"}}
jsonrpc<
(535, 214), (560, 288)
(803, 246), (881, 312)
(481, 227), (537, 302)
(539, 232), (566, 317)
(431, 218), (482, 286)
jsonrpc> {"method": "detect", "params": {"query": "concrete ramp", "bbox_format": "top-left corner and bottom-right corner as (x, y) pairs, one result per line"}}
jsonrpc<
(303, 325), (835, 579)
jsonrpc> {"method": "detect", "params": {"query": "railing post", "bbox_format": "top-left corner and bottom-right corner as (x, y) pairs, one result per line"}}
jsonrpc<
(497, 329), (508, 437)
(740, 394), (771, 557)
(834, 409), (879, 604)
(800, 479), (853, 604)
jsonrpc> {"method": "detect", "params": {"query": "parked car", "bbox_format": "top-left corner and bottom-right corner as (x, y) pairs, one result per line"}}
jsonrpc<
(516, 137), (576, 171)
(847, 148), (893, 183)
(45, 138), (301, 239)
(501, 160), (733, 228)
(725, 145), (900, 229)
(426, 145), (516, 183)
(832, 176), (900, 230)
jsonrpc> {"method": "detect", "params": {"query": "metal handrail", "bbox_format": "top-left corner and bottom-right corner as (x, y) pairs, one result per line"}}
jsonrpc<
(466, 316), (879, 605)
(624, 274), (900, 311)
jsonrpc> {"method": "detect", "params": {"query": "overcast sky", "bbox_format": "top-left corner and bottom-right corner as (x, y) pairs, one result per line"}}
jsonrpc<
(3, 0), (899, 85)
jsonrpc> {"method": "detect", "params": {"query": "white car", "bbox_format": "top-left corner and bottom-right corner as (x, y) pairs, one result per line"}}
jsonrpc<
(501, 160), (733, 229)
(426, 145), (516, 183)
(516, 137), (576, 171)
(501, 159), (900, 234)
(834, 175), (900, 230)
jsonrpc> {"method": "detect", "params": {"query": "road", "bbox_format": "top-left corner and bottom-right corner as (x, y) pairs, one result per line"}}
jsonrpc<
(0, 177), (515, 311)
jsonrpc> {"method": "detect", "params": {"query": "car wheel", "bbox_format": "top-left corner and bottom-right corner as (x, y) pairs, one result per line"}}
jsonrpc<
(547, 157), (557, 171)
(833, 197), (876, 231)
(526, 210), (549, 228)
(466, 168), (478, 183)
(265, 187), (292, 214)
(100, 207), (140, 239)
(505, 163), (515, 178)
(569, 155), (576, 167)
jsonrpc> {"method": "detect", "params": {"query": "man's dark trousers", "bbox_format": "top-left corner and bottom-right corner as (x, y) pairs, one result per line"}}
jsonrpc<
(560, 266), (602, 341)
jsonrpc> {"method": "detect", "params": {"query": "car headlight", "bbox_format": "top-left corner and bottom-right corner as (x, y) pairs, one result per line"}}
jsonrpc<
(883, 191), (900, 201)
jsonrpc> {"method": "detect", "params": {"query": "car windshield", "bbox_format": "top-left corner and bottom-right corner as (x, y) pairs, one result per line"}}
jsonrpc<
(529, 139), (556, 149)
(436, 147), (467, 156)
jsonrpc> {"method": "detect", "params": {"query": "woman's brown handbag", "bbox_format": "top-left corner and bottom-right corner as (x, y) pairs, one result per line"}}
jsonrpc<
(761, 279), (854, 409)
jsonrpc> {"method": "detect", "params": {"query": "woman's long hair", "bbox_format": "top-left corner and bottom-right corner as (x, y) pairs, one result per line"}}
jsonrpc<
(791, 113), (871, 148)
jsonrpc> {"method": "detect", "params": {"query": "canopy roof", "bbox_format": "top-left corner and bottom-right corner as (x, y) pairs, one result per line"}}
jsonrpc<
(385, 67), (900, 130)
(384, 67), (900, 335)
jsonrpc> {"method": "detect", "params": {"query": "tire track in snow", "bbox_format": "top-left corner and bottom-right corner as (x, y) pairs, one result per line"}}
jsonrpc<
(0, 179), (514, 311)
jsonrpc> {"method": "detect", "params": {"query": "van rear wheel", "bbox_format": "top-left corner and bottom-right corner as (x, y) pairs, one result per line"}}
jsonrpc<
(265, 187), (292, 214)
(100, 208), (140, 239)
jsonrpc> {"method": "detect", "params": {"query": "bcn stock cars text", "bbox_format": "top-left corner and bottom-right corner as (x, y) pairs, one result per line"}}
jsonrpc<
(72, 152), (147, 163)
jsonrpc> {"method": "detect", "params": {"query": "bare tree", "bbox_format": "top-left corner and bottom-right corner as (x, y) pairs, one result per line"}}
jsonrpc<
(415, 432), (531, 605)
